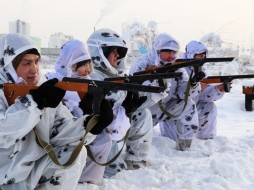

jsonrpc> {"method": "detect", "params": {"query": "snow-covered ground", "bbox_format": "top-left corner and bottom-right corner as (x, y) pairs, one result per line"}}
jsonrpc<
(76, 81), (254, 190)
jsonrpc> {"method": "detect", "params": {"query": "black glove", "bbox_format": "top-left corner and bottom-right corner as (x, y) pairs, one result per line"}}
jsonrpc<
(121, 91), (147, 115)
(79, 93), (93, 115)
(191, 71), (206, 86)
(84, 99), (113, 135)
(30, 78), (66, 110)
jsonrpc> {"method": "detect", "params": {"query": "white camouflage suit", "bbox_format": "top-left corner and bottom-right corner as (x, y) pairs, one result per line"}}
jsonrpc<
(129, 33), (200, 148)
(0, 34), (96, 190)
(182, 40), (224, 139)
(46, 39), (112, 184)
(87, 29), (153, 177)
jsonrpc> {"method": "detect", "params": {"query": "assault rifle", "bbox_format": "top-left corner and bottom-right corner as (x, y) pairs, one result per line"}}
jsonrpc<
(104, 72), (182, 83)
(3, 78), (164, 114)
(133, 57), (234, 76)
(201, 74), (254, 92)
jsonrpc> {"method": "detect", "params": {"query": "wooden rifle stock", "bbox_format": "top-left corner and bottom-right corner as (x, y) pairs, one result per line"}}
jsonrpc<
(201, 74), (254, 92)
(201, 78), (222, 84)
(4, 82), (89, 106)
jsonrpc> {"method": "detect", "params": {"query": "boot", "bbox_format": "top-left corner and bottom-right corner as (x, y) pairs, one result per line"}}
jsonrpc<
(176, 139), (192, 151)
(125, 160), (147, 170)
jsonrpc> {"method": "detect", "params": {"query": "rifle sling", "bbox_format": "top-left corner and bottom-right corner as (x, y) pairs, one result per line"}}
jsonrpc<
(34, 115), (99, 167)
(34, 113), (128, 167)
(85, 128), (130, 166)
(158, 71), (193, 118)
(85, 68), (132, 165)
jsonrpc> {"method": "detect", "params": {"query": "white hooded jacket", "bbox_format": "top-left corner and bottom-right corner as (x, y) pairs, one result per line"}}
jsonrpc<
(0, 34), (95, 185)
(182, 40), (224, 102)
(130, 33), (200, 102)
(87, 29), (130, 141)
(46, 39), (92, 113)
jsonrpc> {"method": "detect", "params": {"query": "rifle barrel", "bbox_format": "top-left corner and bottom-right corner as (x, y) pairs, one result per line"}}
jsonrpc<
(175, 57), (234, 63)
(133, 57), (234, 76)
(207, 74), (254, 80)
(104, 72), (182, 83)
(62, 77), (165, 93)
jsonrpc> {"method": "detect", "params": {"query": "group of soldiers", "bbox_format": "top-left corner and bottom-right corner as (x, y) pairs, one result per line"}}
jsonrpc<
(0, 29), (225, 189)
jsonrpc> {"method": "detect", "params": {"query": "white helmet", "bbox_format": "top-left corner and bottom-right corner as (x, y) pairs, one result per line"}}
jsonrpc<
(87, 29), (128, 75)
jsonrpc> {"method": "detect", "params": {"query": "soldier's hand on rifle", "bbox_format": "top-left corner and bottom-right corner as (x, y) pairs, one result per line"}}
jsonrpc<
(216, 83), (232, 92)
(79, 93), (93, 115)
(84, 99), (113, 135)
(216, 83), (224, 92)
(122, 91), (147, 116)
(200, 82), (208, 91)
(191, 71), (206, 86)
(30, 78), (66, 110)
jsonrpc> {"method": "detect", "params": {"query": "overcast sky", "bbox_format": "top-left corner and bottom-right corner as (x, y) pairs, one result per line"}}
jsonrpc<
(1, 0), (254, 48)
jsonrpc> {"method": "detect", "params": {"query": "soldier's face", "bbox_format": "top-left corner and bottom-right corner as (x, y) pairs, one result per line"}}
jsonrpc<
(76, 63), (91, 76)
(16, 54), (40, 85)
(108, 49), (119, 68)
(160, 50), (177, 62)
(194, 53), (206, 59)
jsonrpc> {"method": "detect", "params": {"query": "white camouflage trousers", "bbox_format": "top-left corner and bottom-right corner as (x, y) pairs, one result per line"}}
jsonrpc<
(104, 108), (153, 178)
(0, 146), (87, 190)
(150, 98), (199, 141)
(196, 101), (217, 139)
(79, 132), (112, 184)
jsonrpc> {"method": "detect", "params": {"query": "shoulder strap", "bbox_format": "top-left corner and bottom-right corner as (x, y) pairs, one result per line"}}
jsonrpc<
(85, 128), (130, 166)
(35, 114), (128, 167)
(158, 71), (193, 118)
(34, 115), (99, 167)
